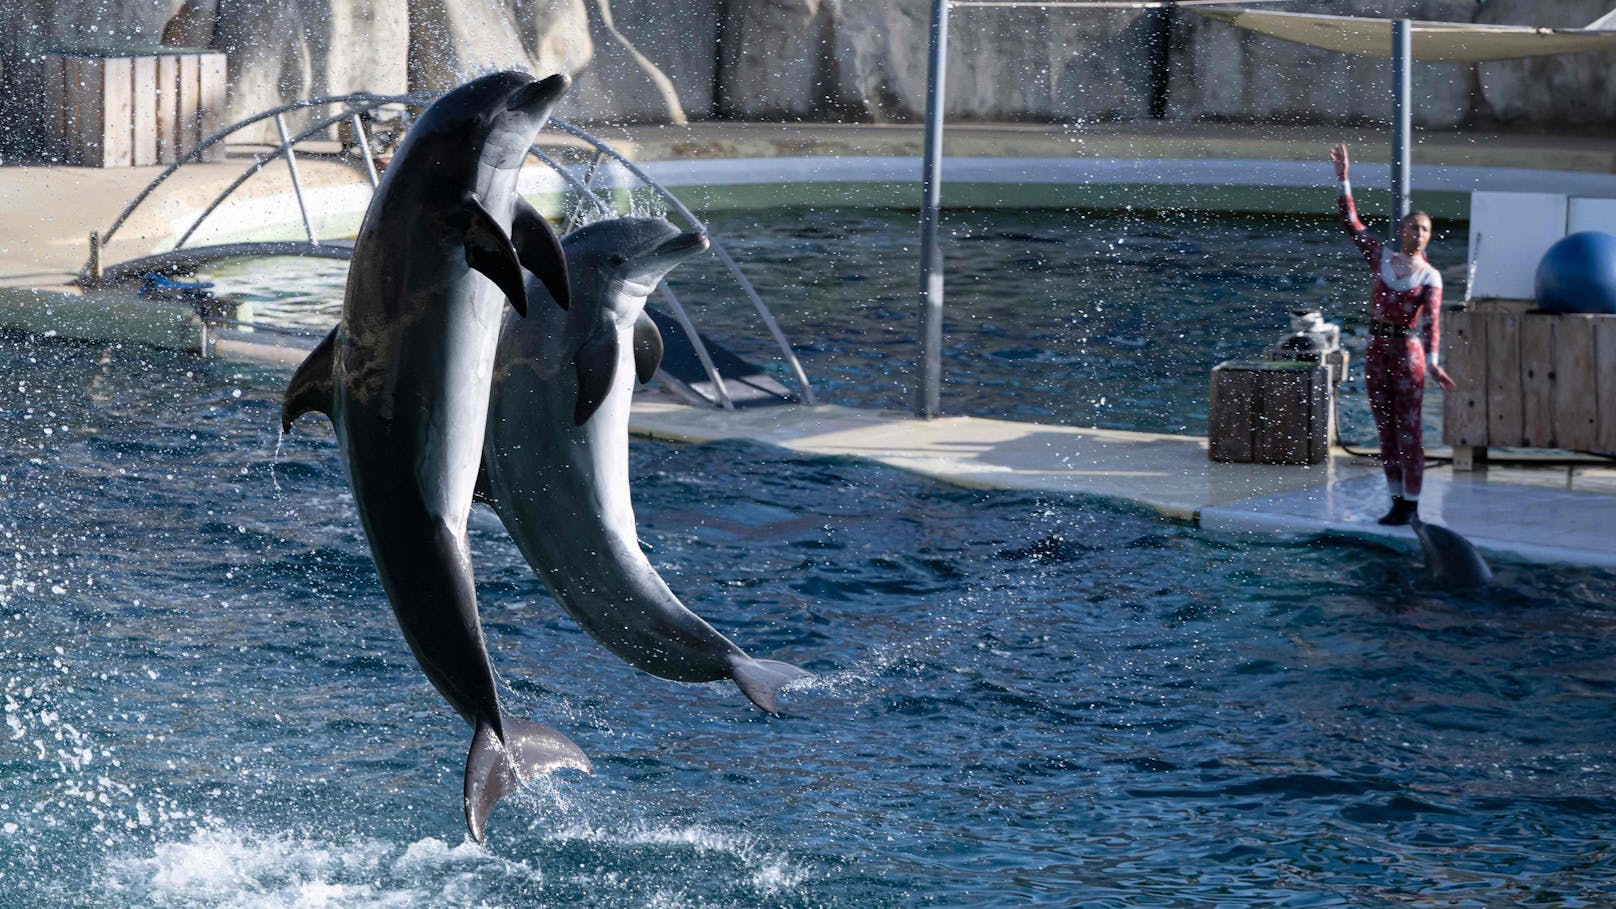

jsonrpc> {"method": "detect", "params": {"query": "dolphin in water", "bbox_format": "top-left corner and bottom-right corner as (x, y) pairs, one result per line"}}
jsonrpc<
(1411, 516), (1493, 588)
(477, 217), (812, 714)
(281, 71), (588, 841)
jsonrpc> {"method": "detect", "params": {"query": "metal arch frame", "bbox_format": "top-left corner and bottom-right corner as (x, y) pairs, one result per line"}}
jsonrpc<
(89, 92), (813, 409)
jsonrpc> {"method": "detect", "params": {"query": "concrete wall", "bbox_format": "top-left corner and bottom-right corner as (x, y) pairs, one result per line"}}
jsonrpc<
(2, 0), (1613, 159)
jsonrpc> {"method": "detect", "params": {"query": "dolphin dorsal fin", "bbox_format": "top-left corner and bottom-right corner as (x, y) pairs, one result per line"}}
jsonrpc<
(512, 197), (570, 311)
(632, 311), (663, 384)
(282, 326), (338, 432)
(574, 324), (620, 425)
(464, 194), (529, 317)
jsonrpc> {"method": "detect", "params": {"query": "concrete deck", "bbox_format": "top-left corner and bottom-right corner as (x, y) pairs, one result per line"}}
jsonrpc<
(3, 121), (1615, 572)
(629, 401), (1616, 570)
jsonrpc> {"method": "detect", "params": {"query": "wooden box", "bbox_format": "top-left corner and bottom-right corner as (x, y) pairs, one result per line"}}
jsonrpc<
(1209, 360), (1333, 465)
(44, 48), (227, 167)
(1441, 306), (1616, 456)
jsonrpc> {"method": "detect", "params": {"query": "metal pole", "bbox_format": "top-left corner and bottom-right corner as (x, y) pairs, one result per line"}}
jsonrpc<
(1390, 17), (1412, 239)
(916, 0), (950, 419)
(349, 111), (380, 188)
(275, 113), (318, 246)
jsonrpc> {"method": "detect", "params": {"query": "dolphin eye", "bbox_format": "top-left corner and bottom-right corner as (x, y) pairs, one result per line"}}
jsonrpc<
(610, 254), (627, 267)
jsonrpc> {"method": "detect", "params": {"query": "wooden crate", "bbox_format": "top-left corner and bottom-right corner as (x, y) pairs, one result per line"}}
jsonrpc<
(44, 47), (227, 167)
(1209, 360), (1333, 465)
(1442, 306), (1616, 456)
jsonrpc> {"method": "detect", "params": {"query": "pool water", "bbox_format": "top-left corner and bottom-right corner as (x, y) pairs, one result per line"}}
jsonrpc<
(2, 328), (1614, 907)
(198, 207), (1465, 445)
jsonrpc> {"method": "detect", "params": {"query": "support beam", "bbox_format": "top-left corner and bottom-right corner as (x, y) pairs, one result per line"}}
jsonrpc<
(916, 0), (950, 419)
(1390, 17), (1412, 237)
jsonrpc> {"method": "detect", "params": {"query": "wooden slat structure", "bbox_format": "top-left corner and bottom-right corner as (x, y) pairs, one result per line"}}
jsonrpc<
(1209, 361), (1333, 465)
(1443, 306), (1616, 461)
(44, 48), (227, 167)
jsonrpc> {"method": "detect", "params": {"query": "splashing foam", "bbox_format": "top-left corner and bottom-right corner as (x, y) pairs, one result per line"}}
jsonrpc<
(103, 826), (545, 908)
(543, 821), (807, 893)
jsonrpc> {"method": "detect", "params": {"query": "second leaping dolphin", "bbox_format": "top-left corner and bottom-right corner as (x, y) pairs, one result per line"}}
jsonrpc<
(281, 71), (587, 842)
(478, 216), (813, 714)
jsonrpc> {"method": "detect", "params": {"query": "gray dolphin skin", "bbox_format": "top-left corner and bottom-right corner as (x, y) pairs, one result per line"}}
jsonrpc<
(479, 217), (813, 714)
(1411, 516), (1494, 588)
(280, 71), (589, 843)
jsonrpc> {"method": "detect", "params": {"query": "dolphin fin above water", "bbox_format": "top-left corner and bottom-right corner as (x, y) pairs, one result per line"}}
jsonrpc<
(731, 658), (813, 715)
(1411, 516), (1493, 588)
(632, 311), (663, 384)
(464, 716), (592, 843)
(512, 197), (570, 311)
(281, 325), (338, 432)
(573, 323), (620, 426)
(465, 194), (531, 317)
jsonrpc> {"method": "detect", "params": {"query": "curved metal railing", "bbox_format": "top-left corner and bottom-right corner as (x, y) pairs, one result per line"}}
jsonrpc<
(88, 91), (815, 408)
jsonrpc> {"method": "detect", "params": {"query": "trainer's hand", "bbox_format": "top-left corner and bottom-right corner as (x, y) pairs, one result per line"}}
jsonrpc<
(1330, 143), (1349, 181)
(1433, 365), (1456, 392)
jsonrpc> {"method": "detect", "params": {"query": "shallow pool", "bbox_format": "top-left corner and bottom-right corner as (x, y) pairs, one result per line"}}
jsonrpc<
(2, 331), (1613, 907)
(198, 207), (1465, 444)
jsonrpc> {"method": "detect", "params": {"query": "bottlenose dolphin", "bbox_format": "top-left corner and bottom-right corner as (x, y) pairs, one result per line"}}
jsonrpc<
(478, 217), (812, 714)
(1411, 516), (1493, 588)
(281, 71), (587, 842)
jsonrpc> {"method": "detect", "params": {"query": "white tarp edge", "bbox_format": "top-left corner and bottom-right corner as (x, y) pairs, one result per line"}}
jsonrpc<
(1192, 7), (1616, 62)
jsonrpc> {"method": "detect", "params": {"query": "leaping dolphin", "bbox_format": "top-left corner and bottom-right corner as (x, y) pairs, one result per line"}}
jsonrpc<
(280, 71), (588, 842)
(478, 217), (813, 714)
(1411, 516), (1493, 588)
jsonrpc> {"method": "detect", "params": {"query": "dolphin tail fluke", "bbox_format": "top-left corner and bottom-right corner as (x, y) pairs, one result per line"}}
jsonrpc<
(282, 326), (338, 432)
(463, 717), (591, 843)
(731, 658), (812, 715)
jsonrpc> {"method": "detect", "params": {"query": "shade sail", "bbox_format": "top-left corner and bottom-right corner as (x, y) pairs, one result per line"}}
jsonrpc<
(1192, 7), (1616, 62)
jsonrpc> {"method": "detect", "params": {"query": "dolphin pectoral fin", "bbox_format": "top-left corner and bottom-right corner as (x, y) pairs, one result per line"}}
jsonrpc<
(465, 194), (529, 317)
(573, 327), (620, 426)
(513, 197), (570, 311)
(281, 326), (338, 432)
(473, 458), (496, 507)
(464, 717), (590, 843)
(731, 658), (813, 716)
(632, 311), (663, 384)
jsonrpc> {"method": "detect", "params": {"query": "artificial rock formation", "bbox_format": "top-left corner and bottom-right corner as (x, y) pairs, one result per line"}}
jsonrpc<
(3, 0), (1616, 160)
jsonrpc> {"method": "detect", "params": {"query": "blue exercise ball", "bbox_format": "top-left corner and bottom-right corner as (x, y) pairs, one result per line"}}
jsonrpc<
(1535, 231), (1616, 314)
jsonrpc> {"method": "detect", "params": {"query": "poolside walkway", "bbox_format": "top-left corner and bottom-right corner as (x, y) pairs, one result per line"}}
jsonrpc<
(628, 400), (1616, 571)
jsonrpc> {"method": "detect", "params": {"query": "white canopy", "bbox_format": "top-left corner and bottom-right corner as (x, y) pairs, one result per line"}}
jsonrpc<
(1191, 7), (1616, 62)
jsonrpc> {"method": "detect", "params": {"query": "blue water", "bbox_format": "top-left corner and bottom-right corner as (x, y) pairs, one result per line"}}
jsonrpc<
(199, 207), (1464, 444)
(2, 327), (1614, 906)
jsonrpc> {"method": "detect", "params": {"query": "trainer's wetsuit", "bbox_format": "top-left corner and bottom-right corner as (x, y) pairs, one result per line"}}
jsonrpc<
(1339, 183), (1442, 500)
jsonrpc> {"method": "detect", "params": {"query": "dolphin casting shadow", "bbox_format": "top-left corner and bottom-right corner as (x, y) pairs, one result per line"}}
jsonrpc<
(280, 71), (587, 842)
(478, 217), (813, 714)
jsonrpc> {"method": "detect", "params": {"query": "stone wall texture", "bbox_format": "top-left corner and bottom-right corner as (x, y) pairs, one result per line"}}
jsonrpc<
(2, 0), (1614, 157)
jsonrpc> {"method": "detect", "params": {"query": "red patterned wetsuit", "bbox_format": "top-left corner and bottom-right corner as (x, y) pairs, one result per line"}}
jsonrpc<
(1340, 188), (1442, 499)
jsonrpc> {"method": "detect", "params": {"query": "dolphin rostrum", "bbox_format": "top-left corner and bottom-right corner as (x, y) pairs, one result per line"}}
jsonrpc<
(1411, 515), (1493, 589)
(478, 217), (812, 714)
(281, 71), (588, 842)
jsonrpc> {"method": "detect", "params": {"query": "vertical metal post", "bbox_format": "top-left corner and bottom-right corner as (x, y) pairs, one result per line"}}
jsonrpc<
(349, 111), (380, 188)
(1390, 17), (1412, 239)
(916, 0), (950, 419)
(275, 113), (318, 246)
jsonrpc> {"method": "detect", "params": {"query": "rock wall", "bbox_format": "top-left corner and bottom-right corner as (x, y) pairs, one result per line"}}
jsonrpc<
(2, 0), (1614, 159)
